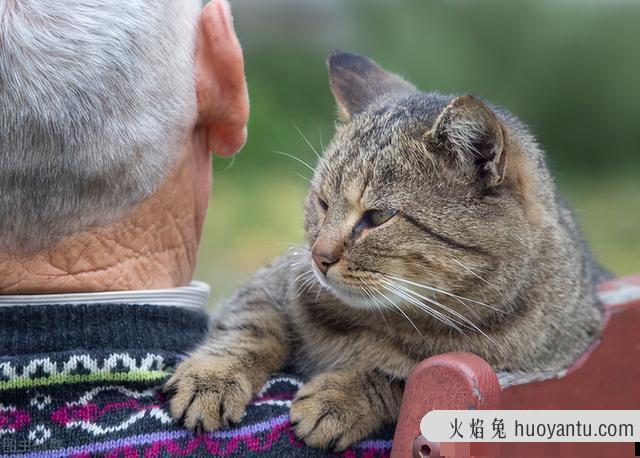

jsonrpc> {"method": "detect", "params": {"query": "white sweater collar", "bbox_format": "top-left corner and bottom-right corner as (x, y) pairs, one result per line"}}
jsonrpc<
(0, 281), (210, 311)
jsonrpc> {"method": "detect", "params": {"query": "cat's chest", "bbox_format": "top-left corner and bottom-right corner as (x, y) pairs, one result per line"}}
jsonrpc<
(291, 293), (432, 377)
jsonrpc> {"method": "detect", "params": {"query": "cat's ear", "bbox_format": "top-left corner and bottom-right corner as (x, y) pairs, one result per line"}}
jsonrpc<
(431, 95), (506, 187)
(328, 52), (415, 121)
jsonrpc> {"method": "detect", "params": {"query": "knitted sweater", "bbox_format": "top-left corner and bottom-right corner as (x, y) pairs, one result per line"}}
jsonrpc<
(0, 303), (393, 457)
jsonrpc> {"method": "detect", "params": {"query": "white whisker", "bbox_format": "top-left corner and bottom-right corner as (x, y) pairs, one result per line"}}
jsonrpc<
(382, 282), (470, 340)
(360, 286), (387, 328)
(386, 274), (508, 315)
(364, 284), (397, 317)
(387, 280), (496, 344)
(293, 123), (321, 161)
(273, 150), (315, 172)
(377, 287), (422, 336)
(362, 285), (391, 329)
(294, 171), (311, 183)
(448, 257), (491, 285)
(318, 128), (325, 152)
(383, 281), (466, 327)
(295, 271), (317, 297)
(294, 269), (312, 283)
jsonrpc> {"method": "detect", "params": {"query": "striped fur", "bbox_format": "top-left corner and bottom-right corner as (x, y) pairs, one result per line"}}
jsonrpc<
(166, 53), (605, 451)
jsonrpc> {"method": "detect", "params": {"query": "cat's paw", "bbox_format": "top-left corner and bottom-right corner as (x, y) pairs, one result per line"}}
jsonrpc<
(290, 372), (380, 451)
(163, 355), (253, 432)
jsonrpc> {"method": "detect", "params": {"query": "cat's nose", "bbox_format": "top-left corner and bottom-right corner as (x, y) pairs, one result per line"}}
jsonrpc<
(312, 250), (339, 275)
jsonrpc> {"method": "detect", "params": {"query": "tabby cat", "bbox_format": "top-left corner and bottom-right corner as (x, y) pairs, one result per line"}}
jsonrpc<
(165, 52), (605, 451)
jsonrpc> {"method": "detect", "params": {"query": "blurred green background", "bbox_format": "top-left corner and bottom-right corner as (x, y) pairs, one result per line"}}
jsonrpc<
(196, 0), (640, 304)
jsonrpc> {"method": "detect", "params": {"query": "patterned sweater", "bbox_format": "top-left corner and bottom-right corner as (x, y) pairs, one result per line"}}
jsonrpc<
(0, 303), (393, 457)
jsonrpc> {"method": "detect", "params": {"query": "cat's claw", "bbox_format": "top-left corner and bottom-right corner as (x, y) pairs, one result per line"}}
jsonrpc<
(164, 355), (253, 431)
(290, 374), (379, 452)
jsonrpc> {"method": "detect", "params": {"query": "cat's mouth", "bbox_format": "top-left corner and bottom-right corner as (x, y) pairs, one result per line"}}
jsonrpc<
(310, 260), (385, 309)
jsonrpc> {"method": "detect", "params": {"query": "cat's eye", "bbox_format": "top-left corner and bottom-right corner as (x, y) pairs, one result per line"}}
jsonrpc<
(364, 208), (398, 227)
(318, 197), (329, 211)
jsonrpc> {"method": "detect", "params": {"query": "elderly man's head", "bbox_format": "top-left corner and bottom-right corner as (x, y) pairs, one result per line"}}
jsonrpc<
(0, 0), (248, 293)
(0, 0), (248, 254)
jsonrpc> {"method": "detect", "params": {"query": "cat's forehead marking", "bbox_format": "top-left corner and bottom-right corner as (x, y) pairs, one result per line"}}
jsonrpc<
(343, 208), (362, 234)
(318, 92), (458, 210)
(340, 173), (367, 209)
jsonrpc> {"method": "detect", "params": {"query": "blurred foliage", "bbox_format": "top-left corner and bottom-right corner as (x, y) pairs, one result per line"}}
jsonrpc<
(197, 0), (640, 303)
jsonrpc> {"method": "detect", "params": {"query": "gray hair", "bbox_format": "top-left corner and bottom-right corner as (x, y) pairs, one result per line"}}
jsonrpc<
(0, 0), (201, 253)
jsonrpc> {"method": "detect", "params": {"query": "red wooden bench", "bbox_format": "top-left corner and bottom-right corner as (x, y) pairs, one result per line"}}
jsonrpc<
(391, 273), (640, 458)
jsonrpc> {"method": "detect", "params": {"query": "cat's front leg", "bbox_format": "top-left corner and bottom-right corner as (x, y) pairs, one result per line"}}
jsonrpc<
(290, 368), (403, 451)
(164, 311), (288, 431)
(163, 257), (293, 432)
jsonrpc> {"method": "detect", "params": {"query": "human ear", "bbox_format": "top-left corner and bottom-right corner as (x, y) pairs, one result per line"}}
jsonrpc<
(195, 0), (249, 157)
